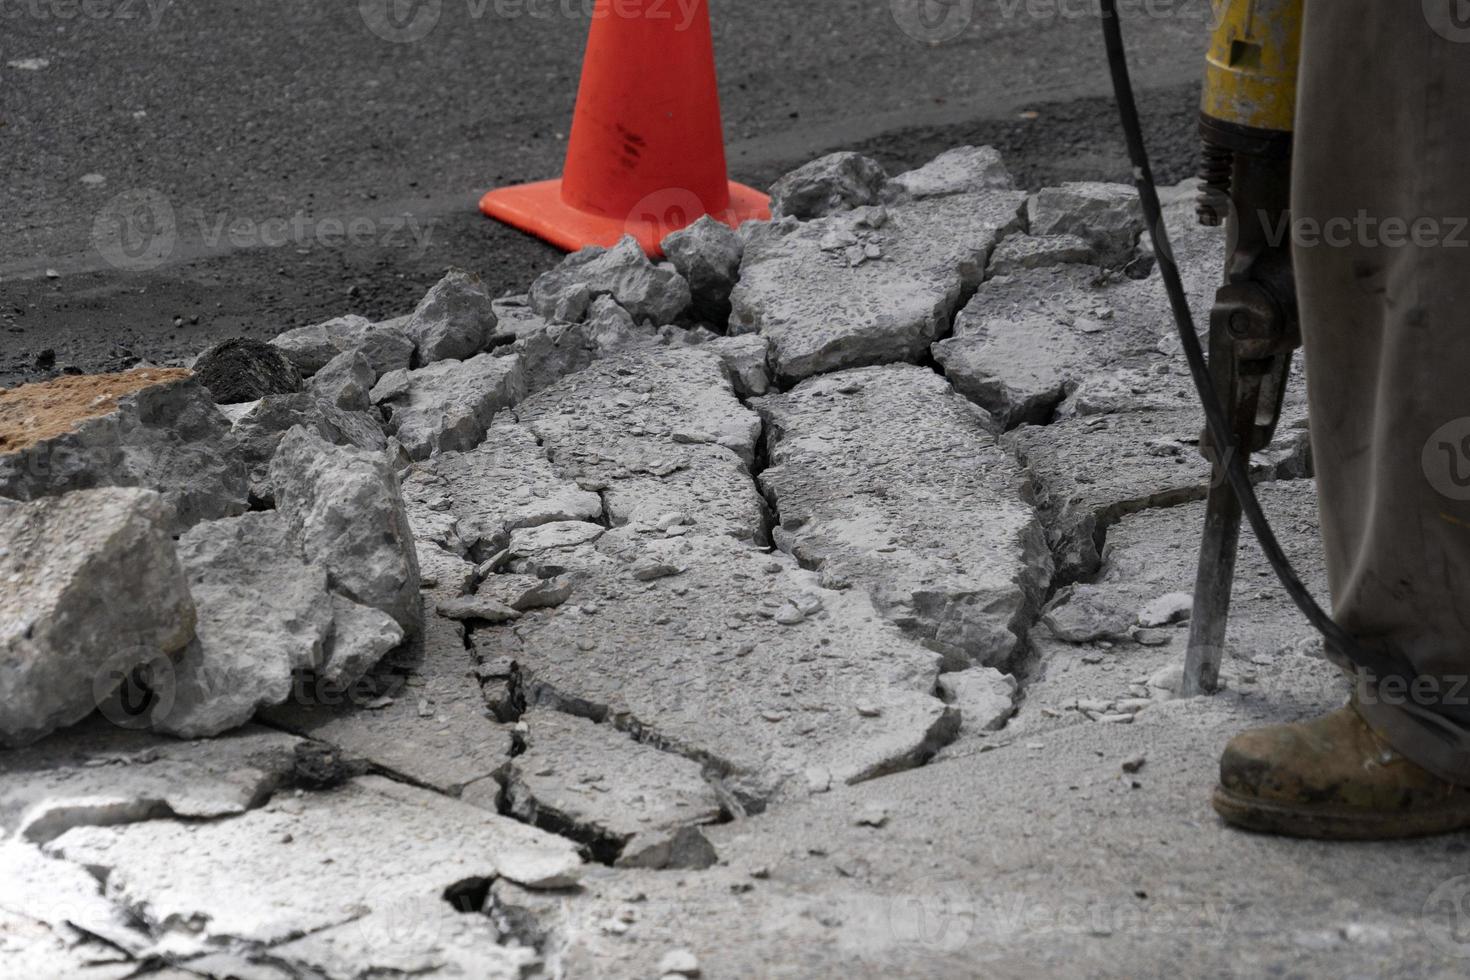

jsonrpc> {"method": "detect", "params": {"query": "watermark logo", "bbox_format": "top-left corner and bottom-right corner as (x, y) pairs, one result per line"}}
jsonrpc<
(94, 646), (176, 731)
(1425, 875), (1470, 958)
(359, 0), (443, 43)
(890, 0), (976, 42)
(1424, 0), (1470, 43)
(1422, 417), (1470, 500)
(91, 188), (177, 272)
(623, 187), (707, 246)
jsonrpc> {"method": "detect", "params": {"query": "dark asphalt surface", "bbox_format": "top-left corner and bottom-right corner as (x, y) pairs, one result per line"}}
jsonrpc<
(1, 0), (1211, 386)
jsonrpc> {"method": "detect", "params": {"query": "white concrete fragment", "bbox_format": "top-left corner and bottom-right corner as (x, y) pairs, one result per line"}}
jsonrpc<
(884, 145), (1014, 200)
(404, 268), (498, 364)
(270, 314), (415, 378)
(768, 151), (888, 220)
(530, 235), (690, 325)
(1, 489), (195, 747)
(1027, 182), (1145, 267)
(150, 511), (333, 738)
(270, 427), (422, 633)
(371, 353), (527, 460)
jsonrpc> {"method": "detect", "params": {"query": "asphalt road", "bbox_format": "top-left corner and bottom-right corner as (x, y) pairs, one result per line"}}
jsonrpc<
(0, 0), (1212, 385)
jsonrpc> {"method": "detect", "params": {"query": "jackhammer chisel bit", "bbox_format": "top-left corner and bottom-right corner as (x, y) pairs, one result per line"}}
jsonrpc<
(1181, 0), (1303, 696)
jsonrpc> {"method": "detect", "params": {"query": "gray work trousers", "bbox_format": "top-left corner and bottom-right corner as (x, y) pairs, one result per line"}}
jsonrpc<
(1296, 0), (1470, 783)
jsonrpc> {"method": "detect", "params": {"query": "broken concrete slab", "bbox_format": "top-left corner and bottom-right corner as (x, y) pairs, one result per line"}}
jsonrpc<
(730, 190), (1027, 385)
(883, 145), (1014, 201)
(0, 720), (301, 844)
(503, 709), (723, 858)
(268, 895), (540, 980)
(933, 311), (1091, 429)
(1008, 406), (1311, 582)
(662, 215), (744, 324)
(44, 775), (580, 957)
(1027, 181), (1145, 267)
(371, 352), (527, 460)
(529, 235), (690, 326)
(270, 427), (422, 633)
(0, 840), (153, 972)
(0, 369), (249, 531)
(1014, 479), (1335, 735)
(473, 530), (957, 809)
(404, 268), (499, 365)
(768, 151), (888, 220)
(755, 365), (1051, 671)
(150, 511), (333, 738)
(1, 488), (196, 748)
(263, 611), (513, 798)
(408, 420), (604, 561)
(270, 313), (415, 378)
(514, 347), (768, 543)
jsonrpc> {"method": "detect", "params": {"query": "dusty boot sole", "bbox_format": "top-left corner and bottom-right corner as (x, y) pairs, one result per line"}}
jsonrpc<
(1213, 786), (1470, 841)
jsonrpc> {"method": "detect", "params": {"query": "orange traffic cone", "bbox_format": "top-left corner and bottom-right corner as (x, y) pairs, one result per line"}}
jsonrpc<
(479, 0), (768, 257)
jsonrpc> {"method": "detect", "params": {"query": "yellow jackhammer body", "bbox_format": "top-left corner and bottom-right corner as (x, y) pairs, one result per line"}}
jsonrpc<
(1182, 0), (1305, 695)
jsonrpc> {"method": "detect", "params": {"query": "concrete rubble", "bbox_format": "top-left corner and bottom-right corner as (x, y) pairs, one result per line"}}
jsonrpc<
(2, 146), (1454, 978)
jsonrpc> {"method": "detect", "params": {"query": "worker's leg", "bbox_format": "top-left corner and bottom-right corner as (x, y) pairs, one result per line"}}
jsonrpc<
(1213, 0), (1470, 838)
(1292, 0), (1470, 783)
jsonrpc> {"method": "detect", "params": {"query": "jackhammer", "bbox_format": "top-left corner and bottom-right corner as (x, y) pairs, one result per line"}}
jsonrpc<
(1100, 0), (1470, 732)
(1184, 0), (1303, 696)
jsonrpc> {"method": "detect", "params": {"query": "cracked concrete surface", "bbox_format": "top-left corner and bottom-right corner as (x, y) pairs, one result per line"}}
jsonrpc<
(4, 151), (1465, 979)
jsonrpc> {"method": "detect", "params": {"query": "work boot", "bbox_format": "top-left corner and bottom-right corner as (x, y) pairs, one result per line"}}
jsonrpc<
(1214, 706), (1470, 840)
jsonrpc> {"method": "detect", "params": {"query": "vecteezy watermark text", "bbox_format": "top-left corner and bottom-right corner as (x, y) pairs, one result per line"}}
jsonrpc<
(357, 0), (705, 44)
(0, 0), (175, 29)
(92, 189), (434, 272)
(1257, 209), (1470, 250)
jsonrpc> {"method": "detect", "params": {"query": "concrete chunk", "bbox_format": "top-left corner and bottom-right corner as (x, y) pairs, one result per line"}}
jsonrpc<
(371, 353), (527, 460)
(0, 488), (195, 747)
(662, 215), (744, 323)
(404, 268), (498, 365)
(0, 369), (249, 531)
(270, 314), (414, 378)
(1027, 182), (1145, 267)
(530, 235), (690, 326)
(884, 145), (1015, 200)
(270, 427), (422, 633)
(768, 151), (888, 220)
(150, 511), (333, 738)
